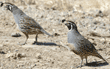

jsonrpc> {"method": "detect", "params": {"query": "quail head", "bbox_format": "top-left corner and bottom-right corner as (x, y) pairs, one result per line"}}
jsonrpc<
(2, 2), (52, 45)
(62, 19), (108, 68)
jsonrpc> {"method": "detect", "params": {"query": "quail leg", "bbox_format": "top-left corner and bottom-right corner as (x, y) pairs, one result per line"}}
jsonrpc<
(78, 57), (83, 68)
(94, 53), (108, 63)
(18, 33), (29, 45)
(33, 34), (45, 45)
(33, 34), (39, 44)
(72, 57), (83, 68)
(84, 56), (88, 66)
(85, 56), (88, 64)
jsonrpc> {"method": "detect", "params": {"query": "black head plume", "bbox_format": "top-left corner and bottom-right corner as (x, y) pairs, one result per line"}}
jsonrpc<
(62, 19), (66, 23)
(0, 2), (3, 7)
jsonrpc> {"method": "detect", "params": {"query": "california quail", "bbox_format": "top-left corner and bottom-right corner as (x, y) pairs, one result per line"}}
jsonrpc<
(2, 2), (52, 45)
(62, 19), (107, 67)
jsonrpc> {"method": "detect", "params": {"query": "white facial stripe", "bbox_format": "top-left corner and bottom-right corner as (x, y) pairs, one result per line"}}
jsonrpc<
(70, 24), (73, 30)
(9, 5), (12, 10)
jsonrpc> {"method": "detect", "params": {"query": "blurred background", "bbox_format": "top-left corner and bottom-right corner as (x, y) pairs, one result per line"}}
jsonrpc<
(1, 0), (110, 12)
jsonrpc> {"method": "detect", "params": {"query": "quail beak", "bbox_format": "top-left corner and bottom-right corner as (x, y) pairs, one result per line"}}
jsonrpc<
(65, 23), (72, 30)
(4, 5), (11, 11)
(65, 23), (68, 26)
(65, 23), (69, 27)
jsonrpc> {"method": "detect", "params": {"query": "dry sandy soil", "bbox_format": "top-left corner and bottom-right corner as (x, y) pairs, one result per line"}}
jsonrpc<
(0, 0), (110, 69)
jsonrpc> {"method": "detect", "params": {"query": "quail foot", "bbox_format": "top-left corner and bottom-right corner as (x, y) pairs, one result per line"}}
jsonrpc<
(62, 19), (108, 68)
(2, 2), (52, 45)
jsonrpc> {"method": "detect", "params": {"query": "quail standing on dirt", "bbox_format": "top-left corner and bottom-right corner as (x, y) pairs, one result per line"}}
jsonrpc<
(2, 2), (52, 45)
(62, 19), (108, 67)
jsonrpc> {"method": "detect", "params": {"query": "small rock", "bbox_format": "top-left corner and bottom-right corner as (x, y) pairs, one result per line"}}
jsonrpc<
(95, 10), (103, 17)
(14, 49), (19, 52)
(11, 33), (21, 37)
(52, 61), (54, 64)
(51, 7), (57, 10)
(53, 33), (60, 36)
(5, 53), (14, 58)
(89, 31), (101, 37)
(36, 53), (42, 59)
(17, 53), (26, 58)
(5, 53), (26, 59)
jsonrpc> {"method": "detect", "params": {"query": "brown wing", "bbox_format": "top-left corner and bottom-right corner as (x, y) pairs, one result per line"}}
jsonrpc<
(19, 16), (43, 34)
(78, 36), (97, 54)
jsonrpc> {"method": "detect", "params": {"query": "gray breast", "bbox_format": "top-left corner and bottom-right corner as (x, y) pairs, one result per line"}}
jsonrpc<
(68, 30), (78, 43)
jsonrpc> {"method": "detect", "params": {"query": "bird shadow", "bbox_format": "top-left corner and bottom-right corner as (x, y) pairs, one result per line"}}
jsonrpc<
(85, 61), (109, 67)
(33, 42), (57, 46)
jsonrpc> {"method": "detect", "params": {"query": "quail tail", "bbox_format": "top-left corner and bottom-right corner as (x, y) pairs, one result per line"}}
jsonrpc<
(41, 29), (52, 36)
(94, 52), (107, 63)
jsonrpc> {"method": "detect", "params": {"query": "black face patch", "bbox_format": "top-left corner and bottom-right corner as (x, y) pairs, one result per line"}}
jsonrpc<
(65, 23), (71, 30)
(65, 21), (78, 31)
(67, 25), (71, 30)
(5, 5), (13, 12)
(5, 5), (10, 10)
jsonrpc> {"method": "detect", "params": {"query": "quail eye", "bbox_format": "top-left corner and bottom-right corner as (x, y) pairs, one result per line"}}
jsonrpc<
(9, 6), (12, 10)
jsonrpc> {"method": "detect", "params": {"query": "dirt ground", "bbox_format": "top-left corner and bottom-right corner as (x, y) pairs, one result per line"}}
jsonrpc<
(0, 0), (110, 69)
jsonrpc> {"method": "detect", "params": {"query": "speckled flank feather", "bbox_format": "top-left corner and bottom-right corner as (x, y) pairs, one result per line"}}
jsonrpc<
(19, 16), (42, 34)
(19, 16), (51, 35)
